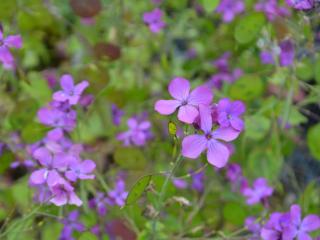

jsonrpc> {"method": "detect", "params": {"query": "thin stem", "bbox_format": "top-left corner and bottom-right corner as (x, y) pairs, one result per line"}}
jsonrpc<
(151, 154), (183, 240)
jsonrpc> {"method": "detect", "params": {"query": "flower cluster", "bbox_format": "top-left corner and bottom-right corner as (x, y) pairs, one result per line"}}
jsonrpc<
(143, 8), (165, 33)
(246, 204), (320, 240)
(59, 210), (85, 240)
(260, 39), (295, 67)
(225, 163), (274, 206)
(216, 0), (245, 23)
(155, 77), (245, 168)
(89, 178), (128, 216)
(29, 74), (96, 206)
(117, 114), (152, 147)
(255, 0), (290, 21)
(286, 0), (315, 10)
(207, 52), (243, 89)
(0, 29), (22, 70)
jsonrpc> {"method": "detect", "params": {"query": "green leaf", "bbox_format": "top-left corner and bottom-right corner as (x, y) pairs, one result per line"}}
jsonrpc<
(315, 58), (320, 84)
(229, 75), (264, 101)
(126, 175), (152, 205)
(296, 59), (314, 81)
(201, 0), (220, 13)
(21, 72), (52, 104)
(114, 147), (146, 170)
(245, 115), (271, 140)
(223, 202), (247, 225)
(234, 13), (265, 44)
(0, 150), (14, 174)
(41, 222), (62, 240)
(79, 232), (98, 240)
(307, 124), (320, 160)
(21, 122), (48, 143)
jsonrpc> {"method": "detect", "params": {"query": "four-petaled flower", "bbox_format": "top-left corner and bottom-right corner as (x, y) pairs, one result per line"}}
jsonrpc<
(243, 178), (273, 205)
(217, 98), (245, 131)
(155, 77), (213, 124)
(143, 8), (166, 33)
(53, 74), (89, 105)
(182, 105), (240, 168)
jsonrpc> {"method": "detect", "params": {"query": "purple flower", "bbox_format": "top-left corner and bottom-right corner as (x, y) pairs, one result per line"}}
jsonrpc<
(191, 170), (205, 192)
(117, 117), (152, 146)
(286, 0), (315, 10)
(155, 77), (213, 124)
(53, 74), (89, 105)
(0, 29), (22, 69)
(79, 94), (94, 108)
(43, 69), (58, 89)
(208, 53), (243, 89)
(283, 204), (320, 240)
(226, 163), (248, 193)
(216, 0), (245, 23)
(173, 178), (188, 189)
(107, 179), (128, 207)
(255, 0), (290, 21)
(217, 98), (245, 131)
(89, 192), (109, 216)
(60, 210), (85, 240)
(279, 39), (295, 67)
(29, 148), (67, 185)
(143, 8), (165, 33)
(49, 178), (82, 206)
(65, 159), (96, 182)
(245, 217), (261, 240)
(261, 212), (287, 240)
(37, 106), (76, 132)
(243, 178), (273, 205)
(111, 104), (124, 126)
(182, 105), (240, 168)
(260, 51), (275, 64)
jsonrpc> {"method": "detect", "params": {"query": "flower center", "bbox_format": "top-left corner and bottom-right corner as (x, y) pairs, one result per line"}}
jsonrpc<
(205, 133), (212, 140)
(181, 100), (188, 106)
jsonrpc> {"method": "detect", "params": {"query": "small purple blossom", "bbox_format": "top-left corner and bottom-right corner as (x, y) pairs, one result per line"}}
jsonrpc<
(172, 178), (188, 189)
(245, 217), (261, 240)
(261, 212), (288, 240)
(182, 105), (240, 168)
(217, 98), (245, 131)
(143, 8), (165, 33)
(107, 178), (128, 207)
(242, 178), (273, 205)
(53, 74), (89, 105)
(89, 192), (109, 216)
(111, 104), (124, 126)
(279, 39), (295, 67)
(0, 29), (22, 69)
(286, 0), (315, 10)
(117, 117), (152, 146)
(155, 77), (213, 124)
(49, 177), (82, 206)
(65, 159), (96, 182)
(191, 170), (205, 192)
(255, 0), (290, 21)
(59, 210), (85, 240)
(260, 51), (275, 64)
(282, 204), (320, 240)
(216, 0), (245, 23)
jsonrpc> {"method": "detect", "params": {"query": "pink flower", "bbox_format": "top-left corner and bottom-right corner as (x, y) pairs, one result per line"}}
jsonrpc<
(182, 105), (240, 168)
(155, 77), (213, 124)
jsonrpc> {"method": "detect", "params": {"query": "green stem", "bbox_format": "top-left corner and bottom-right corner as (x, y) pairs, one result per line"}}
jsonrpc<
(151, 154), (183, 239)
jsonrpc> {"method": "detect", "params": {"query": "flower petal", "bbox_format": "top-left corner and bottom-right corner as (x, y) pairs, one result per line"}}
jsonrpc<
(178, 105), (198, 124)
(168, 77), (190, 101)
(30, 169), (47, 185)
(155, 100), (180, 115)
(74, 80), (89, 96)
(182, 134), (207, 159)
(60, 74), (74, 93)
(301, 215), (320, 232)
(230, 100), (246, 116)
(188, 86), (213, 106)
(212, 127), (240, 142)
(4, 35), (23, 49)
(207, 140), (229, 168)
(290, 204), (302, 226)
(80, 160), (96, 173)
(297, 232), (312, 240)
(230, 117), (244, 131)
(199, 104), (212, 133)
